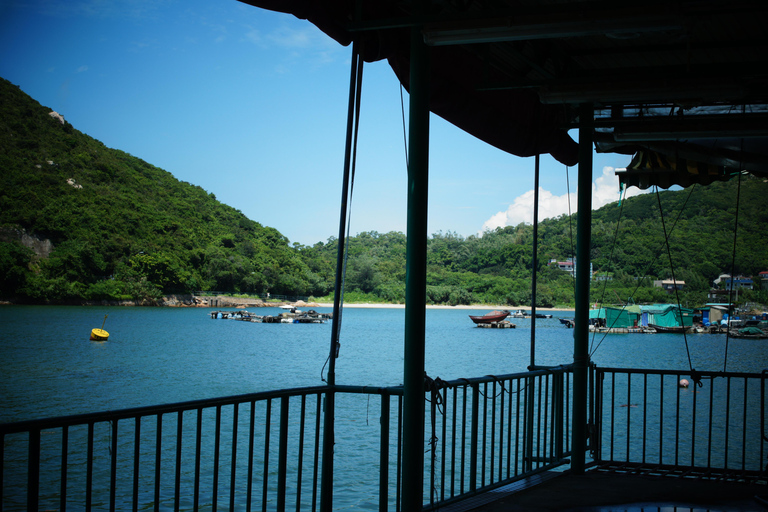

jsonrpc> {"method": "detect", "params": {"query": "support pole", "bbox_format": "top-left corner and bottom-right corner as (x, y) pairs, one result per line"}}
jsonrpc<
(402, 11), (430, 512)
(572, 102), (594, 474)
(530, 154), (540, 368)
(320, 41), (362, 512)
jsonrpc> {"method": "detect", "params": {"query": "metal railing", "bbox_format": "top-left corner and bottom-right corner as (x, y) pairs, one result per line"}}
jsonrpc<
(1, 367), (575, 511)
(4, 365), (764, 511)
(593, 367), (768, 478)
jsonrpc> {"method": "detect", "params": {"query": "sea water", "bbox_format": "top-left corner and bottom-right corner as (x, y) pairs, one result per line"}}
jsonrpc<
(1, 305), (766, 510)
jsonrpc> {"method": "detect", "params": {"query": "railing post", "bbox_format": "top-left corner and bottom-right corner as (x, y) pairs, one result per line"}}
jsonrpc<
(469, 384), (479, 491)
(27, 429), (40, 512)
(278, 396), (290, 512)
(379, 394), (390, 512)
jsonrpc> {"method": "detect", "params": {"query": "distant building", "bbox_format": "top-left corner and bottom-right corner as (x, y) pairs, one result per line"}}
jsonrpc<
(549, 257), (593, 280)
(653, 279), (685, 293)
(593, 271), (613, 282)
(723, 275), (753, 290)
(759, 271), (768, 290)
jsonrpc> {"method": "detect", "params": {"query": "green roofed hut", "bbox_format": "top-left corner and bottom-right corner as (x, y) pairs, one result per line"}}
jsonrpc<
(588, 305), (642, 332)
(641, 304), (697, 332)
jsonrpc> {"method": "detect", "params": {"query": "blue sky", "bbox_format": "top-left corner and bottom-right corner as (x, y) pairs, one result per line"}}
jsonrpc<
(0, 0), (641, 246)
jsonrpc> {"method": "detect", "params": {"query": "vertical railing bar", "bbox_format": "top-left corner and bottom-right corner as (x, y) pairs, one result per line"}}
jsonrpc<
(642, 374), (648, 464)
(691, 375), (697, 468)
(175, 411), (183, 512)
(489, 381), (496, 484)
(247, 401), (256, 512)
(440, 387), (447, 502)
(134, 417), (142, 512)
(609, 373), (615, 462)
(312, 394), (322, 512)
(460, 385), (467, 494)
(86, 422), (94, 511)
(429, 389), (437, 505)
(626, 373), (631, 463)
(61, 426), (69, 512)
(277, 396), (290, 512)
(506, 378), (513, 479)
(498, 379), (505, 482)
(194, 409), (202, 512)
(296, 394), (307, 512)
(396, 394), (403, 512)
(155, 414), (163, 512)
(28, 429), (41, 512)
(742, 378), (748, 471)
(450, 387), (457, 498)
(231, 403), (239, 512)
(521, 376), (528, 475)
(262, 398), (272, 512)
(543, 374), (550, 464)
(707, 380), (715, 470)
(110, 420), (118, 512)
(567, 370), (572, 454)
(213, 406), (222, 512)
(536, 375), (543, 469)
(481, 382), (488, 487)
(470, 384), (479, 492)
(725, 377), (731, 470)
(659, 375), (664, 466)
(379, 393), (390, 512)
(675, 374), (681, 467)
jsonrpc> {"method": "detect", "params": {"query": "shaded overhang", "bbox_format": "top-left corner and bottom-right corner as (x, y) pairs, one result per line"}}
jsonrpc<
(239, 0), (768, 189)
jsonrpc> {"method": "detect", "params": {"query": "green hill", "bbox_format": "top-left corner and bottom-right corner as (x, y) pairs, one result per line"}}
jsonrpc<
(0, 78), (326, 303)
(1, 76), (767, 307)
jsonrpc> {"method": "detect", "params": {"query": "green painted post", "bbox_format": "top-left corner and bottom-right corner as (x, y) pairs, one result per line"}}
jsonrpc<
(572, 102), (594, 474)
(402, 8), (430, 511)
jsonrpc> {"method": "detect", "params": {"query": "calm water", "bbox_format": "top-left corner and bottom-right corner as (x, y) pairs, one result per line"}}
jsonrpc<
(1, 305), (765, 423)
(1, 306), (766, 511)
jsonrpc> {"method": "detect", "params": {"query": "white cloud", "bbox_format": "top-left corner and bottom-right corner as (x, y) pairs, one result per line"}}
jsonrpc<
(480, 166), (648, 234)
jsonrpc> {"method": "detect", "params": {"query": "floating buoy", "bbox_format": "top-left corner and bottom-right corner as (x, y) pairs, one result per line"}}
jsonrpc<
(90, 314), (109, 341)
(679, 378), (689, 388)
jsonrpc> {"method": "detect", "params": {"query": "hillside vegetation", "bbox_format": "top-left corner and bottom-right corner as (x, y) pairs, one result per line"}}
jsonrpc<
(1, 77), (767, 307)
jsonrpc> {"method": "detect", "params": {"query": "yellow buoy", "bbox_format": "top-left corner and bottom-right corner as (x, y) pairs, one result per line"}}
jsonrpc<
(90, 314), (109, 341)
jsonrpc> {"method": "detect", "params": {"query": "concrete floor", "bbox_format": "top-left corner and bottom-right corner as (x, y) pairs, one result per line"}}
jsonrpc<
(445, 470), (767, 512)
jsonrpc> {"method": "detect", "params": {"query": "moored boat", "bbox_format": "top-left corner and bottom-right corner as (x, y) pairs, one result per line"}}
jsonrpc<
(469, 310), (510, 324)
(648, 323), (689, 334)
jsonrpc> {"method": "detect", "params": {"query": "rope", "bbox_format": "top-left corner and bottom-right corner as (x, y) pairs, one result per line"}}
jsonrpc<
(655, 187), (700, 386)
(723, 170), (743, 372)
(589, 184), (696, 358)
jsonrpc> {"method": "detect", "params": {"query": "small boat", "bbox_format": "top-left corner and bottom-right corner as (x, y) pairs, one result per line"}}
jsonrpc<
(648, 324), (688, 334)
(511, 309), (527, 318)
(535, 313), (553, 319)
(469, 310), (510, 324)
(560, 318), (575, 328)
(90, 314), (109, 341)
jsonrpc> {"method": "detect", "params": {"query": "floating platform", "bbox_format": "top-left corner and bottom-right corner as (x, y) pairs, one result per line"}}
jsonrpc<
(477, 321), (516, 329)
(210, 310), (331, 324)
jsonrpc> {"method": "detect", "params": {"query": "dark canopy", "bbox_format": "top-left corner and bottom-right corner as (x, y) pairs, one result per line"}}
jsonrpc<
(240, 0), (768, 188)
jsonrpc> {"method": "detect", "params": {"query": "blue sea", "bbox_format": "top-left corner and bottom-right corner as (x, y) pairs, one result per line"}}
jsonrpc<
(1, 305), (765, 422)
(1, 305), (766, 511)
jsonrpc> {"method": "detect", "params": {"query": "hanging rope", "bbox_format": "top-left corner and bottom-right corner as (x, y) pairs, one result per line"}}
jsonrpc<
(723, 170), (743, 372)
(400, 85), (409, 168)
(655, 187), (700, 386)
(589, 184), (696, 358)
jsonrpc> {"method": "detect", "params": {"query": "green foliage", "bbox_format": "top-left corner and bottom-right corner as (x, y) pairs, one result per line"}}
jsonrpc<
(1, 77), (767, 308)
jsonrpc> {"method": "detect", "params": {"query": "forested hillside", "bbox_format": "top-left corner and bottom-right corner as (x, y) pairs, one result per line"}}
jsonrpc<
(0, 78), (325, 302)
(1, 77), (767, 307)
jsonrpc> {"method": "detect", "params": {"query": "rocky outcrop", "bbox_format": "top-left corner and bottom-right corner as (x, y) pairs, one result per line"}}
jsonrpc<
(0, 226), (53, 259)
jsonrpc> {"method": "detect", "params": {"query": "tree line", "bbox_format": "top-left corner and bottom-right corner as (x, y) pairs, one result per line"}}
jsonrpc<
(1, 77), (767, 307)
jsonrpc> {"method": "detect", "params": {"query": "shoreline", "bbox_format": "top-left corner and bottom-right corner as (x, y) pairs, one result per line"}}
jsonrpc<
(314, 303), (575, 312)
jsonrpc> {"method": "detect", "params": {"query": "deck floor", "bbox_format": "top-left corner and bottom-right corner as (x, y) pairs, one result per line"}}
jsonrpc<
(443, 469), (767, 512)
